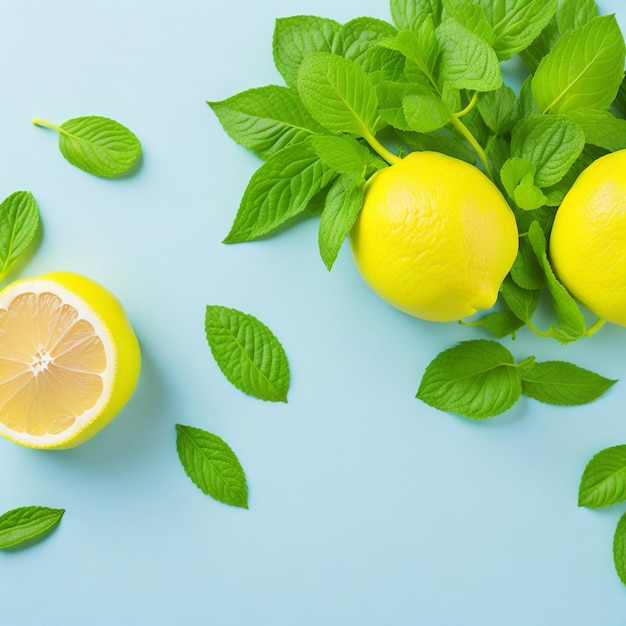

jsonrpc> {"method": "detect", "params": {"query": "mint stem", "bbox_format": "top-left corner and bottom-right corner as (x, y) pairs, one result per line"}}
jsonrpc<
(32, 118), (62, 133)
(449, 115), (493, 180)
(362, 127), (401, 166)
(584, 318), (607, 337)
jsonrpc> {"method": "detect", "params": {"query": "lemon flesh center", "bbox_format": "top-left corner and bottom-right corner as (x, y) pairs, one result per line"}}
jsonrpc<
(0, 289), (112, 439)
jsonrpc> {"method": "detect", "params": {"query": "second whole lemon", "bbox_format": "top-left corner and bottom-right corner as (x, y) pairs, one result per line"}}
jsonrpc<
(350, 151), (519, 322)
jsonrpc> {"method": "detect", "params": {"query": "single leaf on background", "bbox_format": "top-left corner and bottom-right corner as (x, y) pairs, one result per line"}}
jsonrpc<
(0, 191), (40, 281)
(462, 310), (525, 339)
(0, 506), (64, 549)
(521, 361), (616, 406)
(318, 174), (365, 270)
(527, 221), (586, 341)
(614, 513), (626, 587)
(557, 0), (597, 35)
(176, 425), (248, 509)
(403, 88), (451, 133)
(272, 16), (341, 89)
(297, 53), (379, 137)
(532, 15), (626, 114)
(566, 109), (626, 153)
(205, 305), (290, 403)
(479, 0), (558, 60)
(510, 115), (585, 187)
(224, 141), (333, 242)
(313, 135), (371, 175)
(442, 0), (494, 44)
(579, 445), (626, 508)
(476, 84), (518, 135)
(416, 339), (522, 419)
(389, 0), (442, 31)
(436, 18), (502, 92)
(499, 276), (540, 323)
(338, 17), (398, 65)
(33, 116), (141, 177)
(208, 86), (326, 160)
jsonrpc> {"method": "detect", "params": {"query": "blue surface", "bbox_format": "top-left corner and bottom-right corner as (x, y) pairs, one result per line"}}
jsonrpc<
(1, 1), (626, 624)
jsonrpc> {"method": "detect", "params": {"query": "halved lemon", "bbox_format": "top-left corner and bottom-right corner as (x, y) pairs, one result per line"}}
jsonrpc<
(0, 271), (141, 449)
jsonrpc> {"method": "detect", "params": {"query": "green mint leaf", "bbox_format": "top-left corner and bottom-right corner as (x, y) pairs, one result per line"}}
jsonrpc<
(224, 141), (333, 242)
(338, 17), (398, 65)
(0, 191), (40, 281)
(398, 129), (476, 164)
(205, 305), (290, 403)
(272, 16), (341, 89)
(376, 81), (420, 131)
(416, 339), (522, 419)
(208, 86), (325, 160)
(306, 180), (336, 216)
(566, 109), (626, 152)
(176, 425), (248, 509)
(500, 276), (540, 323)
(527, 221), (585, 341)
(532, 15), (626, 114)
(578, 445), (626, 509)
(313, 135), (371, 175)
(615, 74), (626, 118)
(542, 148), (596, 206)
(34, 116), (141, 177)
(521, 361), (616, 407)
(436, 18), (502, 92)
(403, 88), (451, 132)
(510, 237), (546, 291)
(510, 115), (585, 187)
(514, 177), (547, 211)
(500, 157), (547, 211)
(614, 513), (626, 587)
(519, 75), (541, 118)
(360, 46), (407, 84)
(297, 53), (378, 136)
(485, 135), (510, 179)
(476, 84), (518, 135)
(379, 26), (438, 86)
(390, 0), (442, 30)
(479, 0), (558, 61)
(442, 0), (494, 44)
(557, 0), (597, 35)
(462, 310), (525, 339)
(0, 506), (64, 549)
(519, 14), (561, 74)
(318, 174), (365, 270)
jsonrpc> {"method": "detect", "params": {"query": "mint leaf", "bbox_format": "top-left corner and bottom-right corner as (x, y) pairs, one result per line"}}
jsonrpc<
(272, 16), (340, 89)
(416, 339), (521, 419)
(442, 0), (494, 44)
(520, 14), (560, 74)
(403, 88), (451, 132)
(479, 0), (557, 61)
(360, 46), (406, 84)
(381, 26), (439, 84)
(532, 15), (626, 114)
(463, 310), (525, 339)
(521, 361), (616, 406)
(614, 513), (626, 587)
(476, 84), (518, 135)
(510, 115), (585, 187)
(557, 0), (597, 35)
(500, 276), (539, 323)
(224, 141), (333, 242)
(579, 445), (626, 509)
(566, 109), (626, 152)
(527, 221), (585, 341)
(176, 425), (248, 509)
(436, 18), (502, 92)
(297, 53), (378, 136)
(0, 506), (64, 549)
(398, 129), (476, 163)
(208, 86), (325, 160)
(33, 116), (141, 177)
(0, 191), (40, 282)
(205, 305), (290, 403)
(510, 237), (545, 291)
(390, 0), (442, 30)
(500, 158), (546, 211)
(338, 17), (398, 65)
(313, 135), (371, 175)
(318, 174), (365, 270)
(519, 75), (541, 118)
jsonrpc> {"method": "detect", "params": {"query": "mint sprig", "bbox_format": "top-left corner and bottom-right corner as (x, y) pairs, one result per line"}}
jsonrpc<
(0, 506), (64, 549)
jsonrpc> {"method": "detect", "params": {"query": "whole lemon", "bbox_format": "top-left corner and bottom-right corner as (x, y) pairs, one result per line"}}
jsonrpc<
(550, 150), (626, 326)
(350, 151), (518, 322)
(0, 271), (141, 449)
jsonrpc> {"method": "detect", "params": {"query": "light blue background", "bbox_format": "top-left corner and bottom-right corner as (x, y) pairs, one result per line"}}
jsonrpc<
(0, 1), (625, 624)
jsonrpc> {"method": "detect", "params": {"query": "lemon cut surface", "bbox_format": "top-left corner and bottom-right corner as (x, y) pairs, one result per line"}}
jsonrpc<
(0, 272), (140, 449)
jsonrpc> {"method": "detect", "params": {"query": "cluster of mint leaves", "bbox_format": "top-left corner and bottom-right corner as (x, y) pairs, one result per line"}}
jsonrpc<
(210, 0), (626, 588)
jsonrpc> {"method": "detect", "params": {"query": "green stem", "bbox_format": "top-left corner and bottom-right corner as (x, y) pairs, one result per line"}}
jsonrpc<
(453, 92), (478, 119)
(32, 118), (62, 133)
(583, 318), (607, 337)
(449, 115), (493, 180)
(362, 128), (401, 166)
(525, 319), (553, 339)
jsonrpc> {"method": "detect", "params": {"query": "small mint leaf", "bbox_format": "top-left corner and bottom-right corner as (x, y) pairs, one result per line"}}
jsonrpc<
(0, 506), (64, 549)
(338, 17), (398, 65)
(176, 425), (248, 509)
(312, 135), (371, 175)
(614, 513), (626, 587)
(462, 310), (524, 339)
(390, 0), (442, 31)
(579, 445), (626, 509)
(500, 277), (540, 323)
